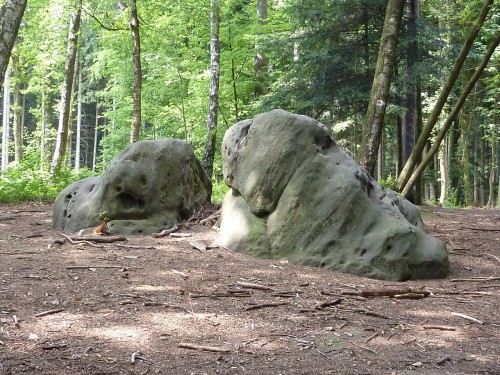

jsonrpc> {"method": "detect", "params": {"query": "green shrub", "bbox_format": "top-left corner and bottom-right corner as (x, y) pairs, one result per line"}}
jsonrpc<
(0, 165), (96, 203)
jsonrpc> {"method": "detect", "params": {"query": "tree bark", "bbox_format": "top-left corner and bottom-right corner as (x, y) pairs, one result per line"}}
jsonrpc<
(12, 55), (22, 165)
(202, 0), (221, 187)
(1, 69), (10, 171)
(0, 0), (26, 86)
(51, 3), (82, 173)
(359, 0), (405, 176)
(400, 31), (500, 197)
(129, 0), (142, 143)
(254, 0), (268, 97)
(75, 51), (82, 171)
(486, 125), (497, 208)
(396, 0), (494, 192)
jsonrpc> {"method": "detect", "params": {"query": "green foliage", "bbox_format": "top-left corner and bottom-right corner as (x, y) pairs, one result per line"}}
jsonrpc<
(0, 165), (96, 203)
(379, 174), (398, 191)
(211, 180), (229, 204)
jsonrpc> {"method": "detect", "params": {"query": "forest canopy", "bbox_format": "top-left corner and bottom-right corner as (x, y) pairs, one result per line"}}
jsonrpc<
(0, 0), (499, 207)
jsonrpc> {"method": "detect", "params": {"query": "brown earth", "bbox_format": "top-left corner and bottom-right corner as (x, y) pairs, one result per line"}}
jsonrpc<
(0, 203), (499, 375)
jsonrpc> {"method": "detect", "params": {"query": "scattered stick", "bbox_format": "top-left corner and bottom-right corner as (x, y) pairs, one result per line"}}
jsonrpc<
(0, 216), (17, 221)
(130, 351), (145, 364)
(189, 290), (252, 298)
(486, 253), (500, 265)
(66, 265), (123, 270)
(60, 233), (102, 248)
(349, 340), (377, 354)
(115, 244), (156, 250)
(449, 277), (500, 282)
(337, 306), (390, 319)
(460, 226), (500, 232)
(245, 302), (290, 311)
(41, 343), (68, 350)
(315, 299), (342, 309)
(394, 292), (429, 300)
(70, 234), (127, 243)
(451, 312), (484, 324)
(35, 308), (65, 318)
(171, 269), (190, 279)
(423, 325), (457, 331)
(199, 209), (220, 225)
(152, 224), (179, 238)
(360, 289), (430, 298)
(365, 331), (380, 343)
(170, 233), (192, 238)
(236, 281), (274, 291)
(178, 342), (232, 353)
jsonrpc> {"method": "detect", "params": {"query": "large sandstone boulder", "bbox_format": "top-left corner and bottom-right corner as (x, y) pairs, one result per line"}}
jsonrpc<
(216, 109), (449, 281)
(53, 139), (211, 235)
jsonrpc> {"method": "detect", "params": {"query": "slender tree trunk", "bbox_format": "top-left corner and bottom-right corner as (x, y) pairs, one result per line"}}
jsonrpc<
(51, 3), (82, 173)
(74, 52), (82, 171)
(129, 0), (142, 143)
(93, 97), (99, 172)
(254, 0), (268, 97)
(399, 31), (500, 197)
(486, 127), (497, 208)
(473, 131), (480, 206)
(202, 0), (220, 186)
(1, 69), (10, 171)
(228, 26), (239, 119)
(0, 0), (26, 86)
(359, 0), (405, 176)
(438, 138), (449, 205)
(12, 55), (22, 165)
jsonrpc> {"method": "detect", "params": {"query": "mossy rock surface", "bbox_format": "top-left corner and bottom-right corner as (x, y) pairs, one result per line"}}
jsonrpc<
(216, 109), (449, 281)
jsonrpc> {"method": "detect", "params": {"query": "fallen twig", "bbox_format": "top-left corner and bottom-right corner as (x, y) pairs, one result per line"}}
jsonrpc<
(451, 312), (484, 324)
(236, 281), (275, 291)
(115, 244), (156, 250)
(178, 342), (232, 353)
(315, 299), (342, 309)
(461, 226), (500, 232)
(349, 340), (377, 354)
(35, 308), (65, 318)
(152, 224), (179, 238)
(486, 253), (500, 265)
(66, 265), (124, 270)
(171, 269), (190, 279)
(360, 289), (430, 298)
(423, 325), (457, 331)
(70, 234), (127, 243)
(365, 331), (380, 343)
(245, 302), (290, 311)
(449, 276), (500, 282)
(60, 233), (102, 248)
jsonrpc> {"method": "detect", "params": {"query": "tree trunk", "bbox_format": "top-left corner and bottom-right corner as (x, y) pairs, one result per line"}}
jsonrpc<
(486, 126), (497, 208)
(396, 0), (494, 192)
(51, 3), (82, 173)
(399, 31), (500, 197)
(254, 0), (268, 97)
(129, 0), (142, 144)
(93, 97), (99, 173)
(438, 139), (449, 205)
(74, 52), (82, 171)
(359, 0), (405, 176)
(12, 55), (22, 165)
(1, 69), (10, 171)
(202, 0), (221, 186)
(0, 0), (26, 86)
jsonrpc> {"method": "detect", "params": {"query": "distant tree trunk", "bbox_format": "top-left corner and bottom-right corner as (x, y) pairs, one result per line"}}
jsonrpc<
(74, 53), (82, 171)
(486, 127), (497, 208)
(228, 26), (239, 119)
(12, 55), (22, 165)
(399, 31), (500, 197)
(402, 0), (418, 166)
(473, 131), (480, 206)
(51, 3), (82, 173)
(254, 0), (268, 97)
(0, 0), (26, 86)
(438, 138), (450, 205)
(129, 0), (142, 144)
(93, 97), (99, 172)
(359, 0), (405, 176)
(202, 0), (220, 186)
(396, 0), (494, 192)
(1, 69), (10, 171)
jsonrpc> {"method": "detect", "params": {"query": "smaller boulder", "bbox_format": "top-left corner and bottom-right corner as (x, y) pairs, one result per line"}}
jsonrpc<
(53, 139), (211, 235)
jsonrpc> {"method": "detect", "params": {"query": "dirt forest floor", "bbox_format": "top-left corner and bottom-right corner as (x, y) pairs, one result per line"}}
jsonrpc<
(0, 203), (499, 375)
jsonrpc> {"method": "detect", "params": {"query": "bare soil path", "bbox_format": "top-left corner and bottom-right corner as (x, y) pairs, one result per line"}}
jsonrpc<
(1, 203), (499, 374)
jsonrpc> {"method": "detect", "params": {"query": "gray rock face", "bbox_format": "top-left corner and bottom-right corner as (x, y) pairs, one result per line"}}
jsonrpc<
(53, 139), (211, 235)
(217, 109), (449, 281)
